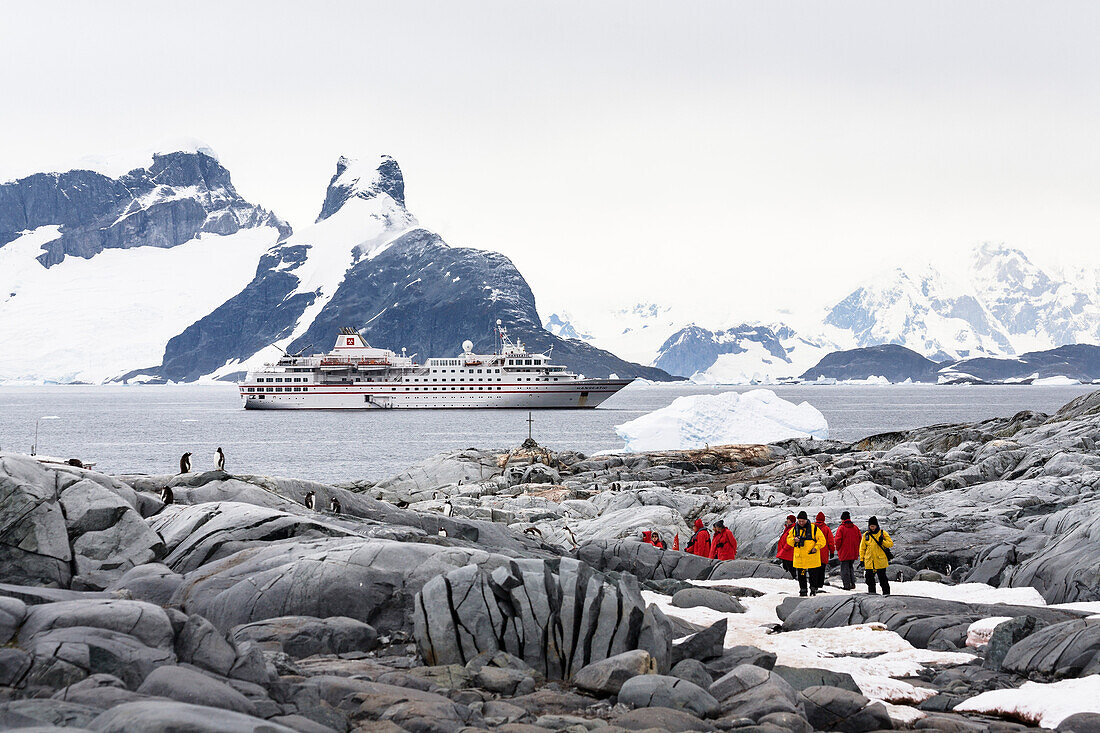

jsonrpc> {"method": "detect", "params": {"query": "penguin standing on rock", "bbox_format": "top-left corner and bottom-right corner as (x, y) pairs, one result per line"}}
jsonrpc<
(215, 447), (225, 471)
(179, 452), (192, 474)
(304, 491), (316, 510)
(161, 486), (174, 505)
(329, 496), (341, 514)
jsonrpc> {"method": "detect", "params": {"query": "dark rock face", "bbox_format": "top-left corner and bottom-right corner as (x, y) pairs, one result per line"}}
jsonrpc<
(0, 151), (287, 266)
(318, 155), (405, 221)
(985, 615), (1045, 670)
(1000, 619), (1100, 679)
(413, 557), (670, 680)
(800, 344), (943, 382)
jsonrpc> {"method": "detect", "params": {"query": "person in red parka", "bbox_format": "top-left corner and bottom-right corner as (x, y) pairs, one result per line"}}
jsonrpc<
(650, 531), (666, 550)
(811, 511), (836, 592)
(710, 520), (737, 561)
(833, 510), (862, 590)
(685, 519), (711, 558)
(776, 515), (796, 579)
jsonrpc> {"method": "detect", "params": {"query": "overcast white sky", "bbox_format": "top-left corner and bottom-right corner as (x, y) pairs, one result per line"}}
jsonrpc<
(3, 1), (1100, 330)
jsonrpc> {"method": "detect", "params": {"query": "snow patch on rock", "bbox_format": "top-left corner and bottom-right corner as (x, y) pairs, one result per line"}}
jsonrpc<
(954, 675), (1100, 728)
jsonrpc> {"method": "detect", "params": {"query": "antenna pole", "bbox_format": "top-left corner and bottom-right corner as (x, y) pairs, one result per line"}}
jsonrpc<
(527, 411), (534, 441)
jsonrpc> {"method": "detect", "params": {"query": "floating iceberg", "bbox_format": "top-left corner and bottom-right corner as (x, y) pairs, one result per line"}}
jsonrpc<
(614, 389), (828, 451)
(1032, 375), (1080, 386)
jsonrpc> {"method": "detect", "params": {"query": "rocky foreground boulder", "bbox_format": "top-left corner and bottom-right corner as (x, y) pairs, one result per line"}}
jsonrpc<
(414, 557), (673, 679)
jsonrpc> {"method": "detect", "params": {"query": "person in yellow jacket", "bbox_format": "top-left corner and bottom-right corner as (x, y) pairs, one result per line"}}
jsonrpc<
(786, 511), (823, 597)
(859, 515), (894, 596)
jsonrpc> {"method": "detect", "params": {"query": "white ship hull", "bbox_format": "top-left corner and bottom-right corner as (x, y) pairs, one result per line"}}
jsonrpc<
(241, 379), (630, 410)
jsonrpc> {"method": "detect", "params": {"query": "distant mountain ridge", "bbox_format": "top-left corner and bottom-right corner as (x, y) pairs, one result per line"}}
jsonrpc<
(801, 343), (1100, 384)
(558, 244), (1100, 383)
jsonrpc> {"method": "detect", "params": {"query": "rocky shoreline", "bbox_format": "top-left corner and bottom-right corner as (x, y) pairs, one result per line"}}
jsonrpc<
(2, 392), (1100, 731)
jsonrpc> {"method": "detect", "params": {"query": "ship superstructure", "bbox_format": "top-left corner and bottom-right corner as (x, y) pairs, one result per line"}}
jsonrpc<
(239, 322), (631, 409)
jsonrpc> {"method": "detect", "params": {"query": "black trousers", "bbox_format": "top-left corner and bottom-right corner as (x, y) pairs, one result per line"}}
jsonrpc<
(839, 560), (856, 589)
(797, 569), (811, 595)
(782, 559), (796, 579)
(865, 568), (891, 595)
(809, 566), (826, 590)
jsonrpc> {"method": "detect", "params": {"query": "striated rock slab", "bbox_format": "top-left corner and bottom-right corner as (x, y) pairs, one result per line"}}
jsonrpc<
(414, 557), (671, 680)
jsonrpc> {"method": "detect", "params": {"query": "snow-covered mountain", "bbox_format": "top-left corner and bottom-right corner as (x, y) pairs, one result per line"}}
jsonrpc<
(542, 303), (685, 366)
(550, 243), (1100, 383)
(968, 243), (1100, 351)
(143, 155), (669, 383)
(0, 148), (670, 384)
(821, 264), (1013, 361)
(820, 245), (1100, 362)
(654, 323), (833, 382)
(0, 146), (288, 382)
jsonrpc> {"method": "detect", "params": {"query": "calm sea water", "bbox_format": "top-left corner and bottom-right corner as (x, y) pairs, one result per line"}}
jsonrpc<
(0, 383), (1093, 483)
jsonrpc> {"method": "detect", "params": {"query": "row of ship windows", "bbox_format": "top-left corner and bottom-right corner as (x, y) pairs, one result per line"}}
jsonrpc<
(254, 372), (558, 383)
(245, 386), (520, 393)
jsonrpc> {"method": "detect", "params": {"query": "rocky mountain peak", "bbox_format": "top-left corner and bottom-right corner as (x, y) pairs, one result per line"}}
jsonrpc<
(317, 154), (406, 222)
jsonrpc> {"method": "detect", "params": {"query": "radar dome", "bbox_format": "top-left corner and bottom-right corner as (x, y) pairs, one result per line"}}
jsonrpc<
(462, 340), (474, 353)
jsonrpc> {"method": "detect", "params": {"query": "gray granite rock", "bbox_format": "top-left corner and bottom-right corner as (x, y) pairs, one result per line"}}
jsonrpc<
(771, 665), (860, 693)
(176, 614), (237, 676)
(672, 618), (728, 665)
(87, 699), (300, 732)
(672, 588), (746, 614)
(671, 658), (714, 689)
(572, 650), (656, 695)
(618, 673), (719, 718)
(800, 685), (892, 733)
(0, 455), (73, 587)
(136, 664), (257, 715)
(231, 615), (378, 658)
(710, 664), (804, 722)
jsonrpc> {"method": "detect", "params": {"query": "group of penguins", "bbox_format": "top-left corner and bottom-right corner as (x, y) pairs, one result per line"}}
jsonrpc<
(170, 448), (341, 515)
(177, 448), (225, 474)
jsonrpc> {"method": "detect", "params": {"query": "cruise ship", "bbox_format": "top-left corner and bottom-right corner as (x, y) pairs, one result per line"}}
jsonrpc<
(239, 322), (632, 410)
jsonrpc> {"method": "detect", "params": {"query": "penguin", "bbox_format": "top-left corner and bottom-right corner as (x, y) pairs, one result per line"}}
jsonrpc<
(161, 486), (174, 505)
(329, 496), (341, 514)
(179, 452), (192, 474)
(563, 524), (578, 549)
(304, 491), (316, 510)
(215, 447), (225, 472)
(523, 526), (544, 537)
(442, 500), (454, 518)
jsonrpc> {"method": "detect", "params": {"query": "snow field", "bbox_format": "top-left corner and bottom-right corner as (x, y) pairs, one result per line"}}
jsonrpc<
(614, 389), (828, 451)
(0, 225), (282, 383)
(645, 575), (1087, 725)
(644, 577), (975, 721)
(954, 676), (1100, 728)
